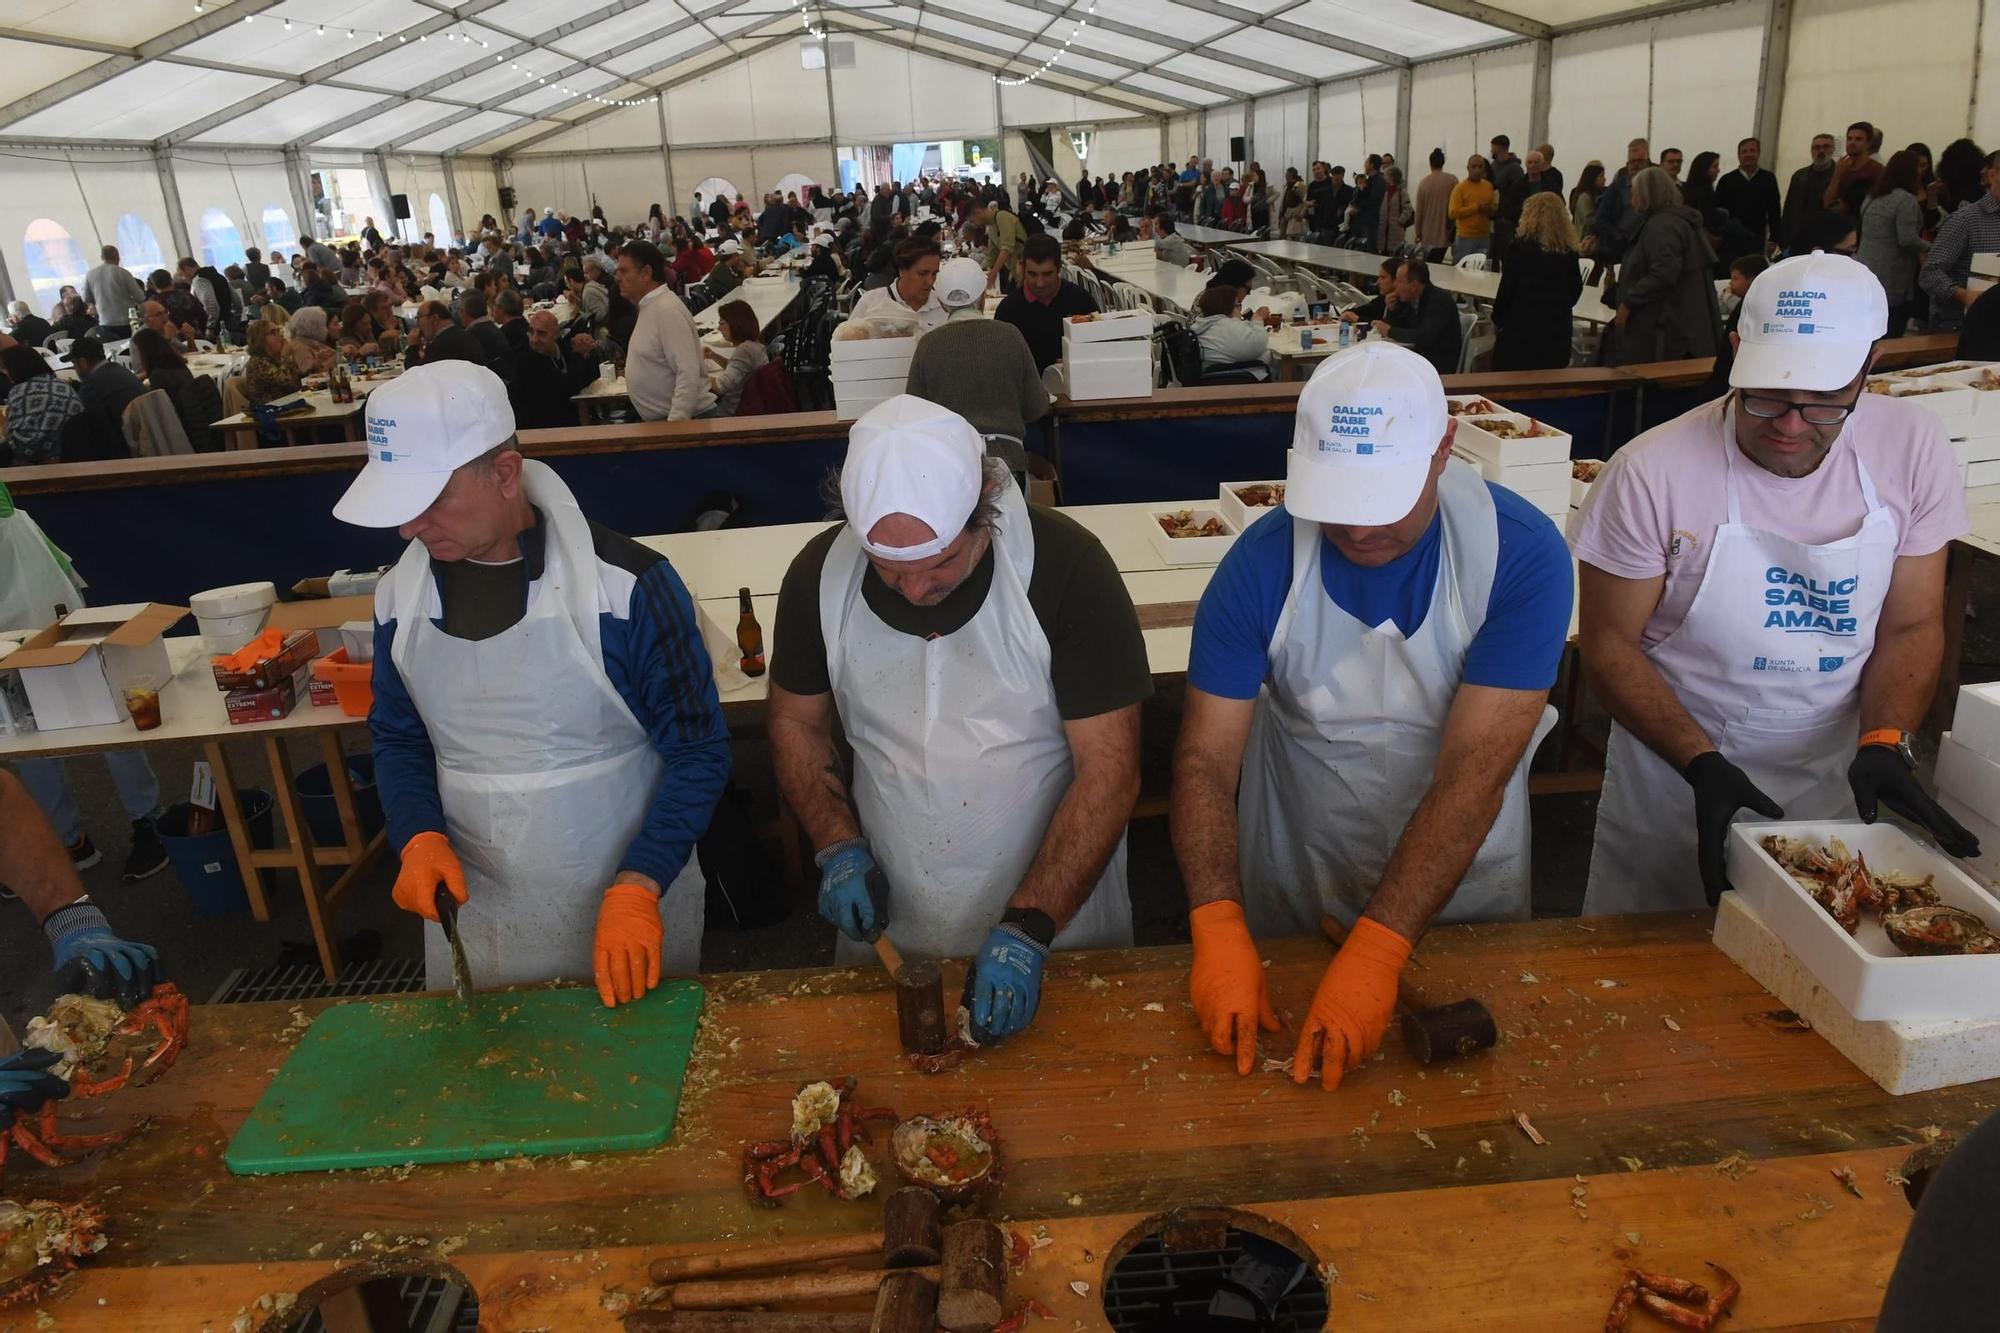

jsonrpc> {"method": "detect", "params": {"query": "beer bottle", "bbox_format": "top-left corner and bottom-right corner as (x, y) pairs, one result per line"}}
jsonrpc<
(736, 587), (765, 677)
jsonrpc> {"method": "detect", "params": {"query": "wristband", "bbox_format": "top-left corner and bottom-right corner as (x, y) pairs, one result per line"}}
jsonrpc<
(999, 906), (1057, 948)
(43, 899), (109, 951)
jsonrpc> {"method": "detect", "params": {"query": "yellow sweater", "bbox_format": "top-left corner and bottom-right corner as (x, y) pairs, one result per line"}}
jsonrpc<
(1449, 179), (1496, 239)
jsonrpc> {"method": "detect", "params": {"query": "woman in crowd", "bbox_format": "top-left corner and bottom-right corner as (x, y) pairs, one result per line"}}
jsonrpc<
(1377, 166), (1413, 253)
(1491, 192), (1585, 370)
(1245, 167), (1271, 234)
(131, 328), (222, 453)
(1449, 155), (1498, 261)
(1277, 167), (1308, 239)
(647, 203), (669, 239)
(1858, 149), (1926, 336)
(241, 319), (303, 407)
(702, 299), (769, 418)
(1609, 166), (1719, 364)
(335, 300), (384, 360)
(0, 344), (82, 464)
(284, 306), (339, 375)
(1936, 138), (1985, 216)
(1570, 161), (1606, 245)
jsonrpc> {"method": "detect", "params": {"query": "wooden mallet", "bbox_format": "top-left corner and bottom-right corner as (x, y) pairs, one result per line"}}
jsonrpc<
(648, 1187), (940, 1284)
(1319, 914), (1497, 1065)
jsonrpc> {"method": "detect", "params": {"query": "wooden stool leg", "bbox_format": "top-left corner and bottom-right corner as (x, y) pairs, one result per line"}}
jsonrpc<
(264, 734), (341, 981)
(203, 740), (270, 921)
(320, 732), (366, 859)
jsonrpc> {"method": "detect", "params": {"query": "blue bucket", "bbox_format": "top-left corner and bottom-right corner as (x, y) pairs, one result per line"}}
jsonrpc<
(157, 789), (273, 916)
(295, 753), (385, 847)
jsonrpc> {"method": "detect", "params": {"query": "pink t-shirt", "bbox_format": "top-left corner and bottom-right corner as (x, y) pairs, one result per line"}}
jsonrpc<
(1572, 393), (1969, 648)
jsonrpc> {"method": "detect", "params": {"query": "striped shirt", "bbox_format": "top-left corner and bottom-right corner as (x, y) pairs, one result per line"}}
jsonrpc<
(1920, 193), (2000, 329)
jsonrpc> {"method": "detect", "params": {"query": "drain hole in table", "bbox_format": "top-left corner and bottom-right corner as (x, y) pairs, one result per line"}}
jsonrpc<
(266, 1262), (478, 1332)
(1101, 1208), (1328, 1331)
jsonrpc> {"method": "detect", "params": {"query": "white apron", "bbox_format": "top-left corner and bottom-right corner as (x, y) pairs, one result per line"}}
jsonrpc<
(0, 508), (84, 631)
(1582, 405), (1899, 914)
(388, 461), (704, 989)
(1238, 460), (1557, 936)
(819, 477), (1132, 964)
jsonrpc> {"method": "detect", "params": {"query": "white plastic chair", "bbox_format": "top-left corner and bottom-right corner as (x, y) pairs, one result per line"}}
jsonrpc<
(1459, 318), (1495, 374)
(1455, 252), (1490, 271)
(53, 337), (74, 356)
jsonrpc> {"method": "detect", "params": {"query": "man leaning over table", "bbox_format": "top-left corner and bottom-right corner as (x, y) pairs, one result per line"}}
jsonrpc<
(1573, 253), (1976, 916)
(334, 362), (728, 1005)
(766, 396), (1148, 1046)
(1172, 343), (1571, 1091)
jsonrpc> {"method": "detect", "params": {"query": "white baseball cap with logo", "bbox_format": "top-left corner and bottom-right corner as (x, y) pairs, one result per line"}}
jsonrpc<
(839, 395), (986, 560)
(1730, 251), (1888, 392)
(717, 238), (743, 257)
(935, 257), (988, 309)
(1284, 341), (1449, 526)
(332, 361), (516, 528)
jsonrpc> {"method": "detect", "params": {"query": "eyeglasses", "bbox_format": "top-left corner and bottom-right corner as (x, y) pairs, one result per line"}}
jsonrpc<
(1737, 383), (1864, 426)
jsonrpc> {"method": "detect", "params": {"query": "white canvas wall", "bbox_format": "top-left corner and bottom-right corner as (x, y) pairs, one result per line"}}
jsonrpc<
(1647, 1), (1762, 174)
(831, 38), (996, 142)
(383, 154), (452, 241)
(1317, 71), (1399, 173)
(1408, 57), (1473, 168)
(1166, 113), (1199, 165)
(666, 42), (832, 147)
(1205, 103), (1246, 165)
(451, 158), (501, 231)
(75, 158), (176, 274)
(1091, 123), (1163, 176)
(1777, 0), (1976, 179)
(1253, 89), (1310, 178)
(999, 82), (1143, 130)
(1547, 23), (1651, 182)
(171, 153), (296, 268)
(0, 149), (112, 314)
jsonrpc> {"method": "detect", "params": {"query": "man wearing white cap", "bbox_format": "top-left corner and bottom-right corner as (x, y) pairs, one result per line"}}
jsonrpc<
(766, 395), (1149, 1045)
(336, 361), (729, 1005)
(1173, 342), (1571, 1090)
(905, 257), (1049, 467)
(1575, 253), (1975, 913)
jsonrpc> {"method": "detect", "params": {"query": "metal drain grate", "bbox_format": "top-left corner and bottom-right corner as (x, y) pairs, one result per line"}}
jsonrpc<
(1102, 1228), (1329, 1331)
(208, 957), (427, 1005)
(292, 1274), (477, 1333)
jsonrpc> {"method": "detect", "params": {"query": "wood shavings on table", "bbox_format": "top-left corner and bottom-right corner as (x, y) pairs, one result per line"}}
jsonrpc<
(1514, 1111), (1547, 1145)
(1714, 1151), (1755, 1180)
(1413, 1129), (1436, 1149)
(1831, 1166), (1864, 1199)
(1661, 1015), (1681, 1031)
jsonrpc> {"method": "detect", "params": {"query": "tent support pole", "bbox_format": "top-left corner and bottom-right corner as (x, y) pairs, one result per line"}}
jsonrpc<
(440, 156), (461, 239)
(1306, 84), (1320, 167)
(154, 148), (192, 262)
(1393, 67), (1412, 174)
(283, 148), (314, 249)
(656, 94), (676, 221)
(1753, 0), (1793, 155)
(1528, 38), (1552, 149)
(1240, 98), (1253, 165)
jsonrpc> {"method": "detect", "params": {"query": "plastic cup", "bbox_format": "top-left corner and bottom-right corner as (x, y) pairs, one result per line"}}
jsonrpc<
(598, 361), (617, 382)
(124, 686), (162, 731)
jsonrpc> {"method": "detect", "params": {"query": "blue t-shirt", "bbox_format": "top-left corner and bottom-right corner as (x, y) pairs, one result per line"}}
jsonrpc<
(1188, 484), (1574, 699)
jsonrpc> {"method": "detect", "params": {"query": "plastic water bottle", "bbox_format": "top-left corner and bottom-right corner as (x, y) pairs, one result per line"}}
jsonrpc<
(1337, 320), (1353, 349)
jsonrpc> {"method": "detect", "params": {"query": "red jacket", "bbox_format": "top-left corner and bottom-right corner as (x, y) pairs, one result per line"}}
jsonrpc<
(674, 246), (716, 282)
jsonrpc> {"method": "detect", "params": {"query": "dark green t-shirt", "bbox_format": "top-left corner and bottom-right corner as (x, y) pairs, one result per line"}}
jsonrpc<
(771, 505), (1152, 720)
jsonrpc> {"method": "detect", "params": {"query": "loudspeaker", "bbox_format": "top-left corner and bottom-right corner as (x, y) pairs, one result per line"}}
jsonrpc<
(1229, 135), (1246, 162)
(391, 193), (411, 220)
(498, 185), (517, 212)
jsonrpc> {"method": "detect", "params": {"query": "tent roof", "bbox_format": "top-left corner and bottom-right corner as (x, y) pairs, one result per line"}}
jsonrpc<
(0, 0), (1711, 155)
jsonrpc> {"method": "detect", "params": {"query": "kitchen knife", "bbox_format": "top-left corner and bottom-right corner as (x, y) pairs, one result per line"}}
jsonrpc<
(435, 886), (474, 1006)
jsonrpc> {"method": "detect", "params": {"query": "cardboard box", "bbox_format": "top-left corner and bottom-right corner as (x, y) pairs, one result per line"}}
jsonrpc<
(1061, 310), (1153, 345)
(307, 662), (340, 708)
(0, 603), (185, 730)
(0, 638), (34, 736)
(211, 628), (320, 692)
(226, 664), (309, 725)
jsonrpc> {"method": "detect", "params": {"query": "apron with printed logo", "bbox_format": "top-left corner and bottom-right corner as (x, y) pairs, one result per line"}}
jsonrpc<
(1238, 460), (1558, 936)
(1582, 407), (1899, 915)
(818, 476), (1132, 965)
(389, 461), (705, 989)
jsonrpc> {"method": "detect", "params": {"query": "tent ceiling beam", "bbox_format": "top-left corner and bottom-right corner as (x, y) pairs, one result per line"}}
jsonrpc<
(157, 0), (520, 149)
(1547, 0), (1734, 36)
(821, 22), (1171, 121)
(1154, 0), (1412, 68)
(837, 9), (1212, 105)
(0, 1), (286, 132)
(1382, 0), (1547, 40)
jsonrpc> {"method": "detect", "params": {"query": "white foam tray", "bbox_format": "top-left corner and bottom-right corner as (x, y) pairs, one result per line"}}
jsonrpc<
(1451, 411), (1572, 468)
(1216, 480), (1285, 533)
(1951, 685), (2000, 766)
(1570, 460), (1603, 509)
(1145, 507), (1239, 566)
(1726, 820), (2000, 1022)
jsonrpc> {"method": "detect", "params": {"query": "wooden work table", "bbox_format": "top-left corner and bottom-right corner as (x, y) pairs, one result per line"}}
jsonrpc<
(19, 913), (1990, 1329)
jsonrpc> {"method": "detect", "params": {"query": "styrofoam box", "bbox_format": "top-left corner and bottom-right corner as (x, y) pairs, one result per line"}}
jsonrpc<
(1452, 447), (1568, 494)
(1068, 358), (1154, 401)
(1890, 360), (1996, 383)
(1949, 437), (2000, 466)
(1065, 339), (1152, 368)
(1445, 394), (1505, 417)
(830, 367), (909, 396)
(1217, 480), (1286, 531)
(1969, 459), (2000, 488)
(834, 392), (896, 421)
(1936, 366), (2000, 425)
(1953, 686), (2000, 764)
(1062, 310), (1154, 345)
(1451, 412), (1571, 468)
(1878, 379), (1977, 425)
(1145, 508), (1239, 566)
(1725, 820), (2000, 1022)
(829, 335), (918, 364)
(1936, 732), (2000, 820)
(1570, 460), (1603, 509)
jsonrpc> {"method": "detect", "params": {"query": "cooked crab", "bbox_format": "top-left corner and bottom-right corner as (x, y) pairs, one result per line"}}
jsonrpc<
(741, 1077), (896, 1207)
(0, 1199), (108, 1307)
(24, 983), (188, 1096)
(1605, 1264), (1739, 1332)
(890, 1110), (1001, 1201)
(1881, 904), (2000, 955)
(1761, 836), (1998, 955)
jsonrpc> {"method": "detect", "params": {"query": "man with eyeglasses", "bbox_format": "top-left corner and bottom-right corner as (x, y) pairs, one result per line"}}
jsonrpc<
(1572, 253), (1976, 913)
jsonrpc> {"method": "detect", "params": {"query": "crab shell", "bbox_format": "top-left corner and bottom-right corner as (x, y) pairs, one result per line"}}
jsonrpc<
(22, 994), (127, 1082)
(890, 1113), (999, 1202)
(0, 1200), (109, 1307)
(1882, 904), (2000, 956)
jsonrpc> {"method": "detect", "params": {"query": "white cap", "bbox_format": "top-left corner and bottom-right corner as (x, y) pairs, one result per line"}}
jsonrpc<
(1730, 251), (1887, 392)
(717, 239), (743, 256)
(1284, 342), (1448, 526)
(839, 396), (985, 560)
(333, 361), (516, 527)
(936, 257), (986, 308)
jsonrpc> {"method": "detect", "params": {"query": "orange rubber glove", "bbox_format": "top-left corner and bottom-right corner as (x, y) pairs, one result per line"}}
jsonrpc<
(1294, 916), (1412, 1091)
(391, 831), (466, 923)
(594, 883), (664, 1008)
(1188, 900), (1280, 1075)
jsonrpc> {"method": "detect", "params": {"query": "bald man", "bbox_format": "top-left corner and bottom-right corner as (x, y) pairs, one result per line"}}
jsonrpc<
(141, 300), (199, 352)
(508, 308), (602, 429)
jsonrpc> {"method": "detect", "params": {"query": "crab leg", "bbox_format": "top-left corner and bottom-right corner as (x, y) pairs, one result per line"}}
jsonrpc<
(796, 1149), (841, 1194)
(67, 1058), (136, 1099)
(1634, 1272), (1709, 1303)
(1604, 1274), (1642, 1333)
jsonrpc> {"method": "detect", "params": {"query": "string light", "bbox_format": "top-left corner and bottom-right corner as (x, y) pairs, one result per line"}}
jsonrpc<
(994, 0), (1098, 87)
(795, 0), (827, 42)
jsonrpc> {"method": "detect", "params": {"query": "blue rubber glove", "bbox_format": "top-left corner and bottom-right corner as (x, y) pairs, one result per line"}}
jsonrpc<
(43, 898), (161, 1009)
(815, 839), (883, 942)
(0, 1049), (68, 1130)
(964, 924), (1049, 1045)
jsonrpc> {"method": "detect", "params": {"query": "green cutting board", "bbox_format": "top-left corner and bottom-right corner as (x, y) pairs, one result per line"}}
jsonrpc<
(225, 981), (704, 1176)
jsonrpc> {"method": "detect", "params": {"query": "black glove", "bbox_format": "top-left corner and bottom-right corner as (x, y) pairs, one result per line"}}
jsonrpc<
(1684, 751), (1785, 905)
(0, 1048), (68, 1131)
(1850, 744), (1981, 858)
